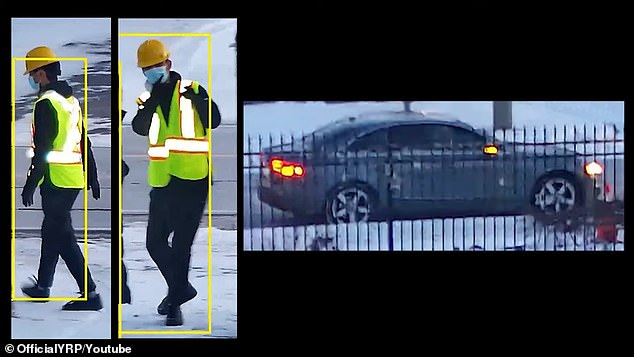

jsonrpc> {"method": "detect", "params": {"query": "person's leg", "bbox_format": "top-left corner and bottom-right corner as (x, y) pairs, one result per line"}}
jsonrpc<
(145, 187), (173, 286)
(22, 183), (60, 298)
(168, 183), (207, 304)
(37, 184), (61, 288)
(165, 178), (207, 326)
(122, 235), (131, 304)
(54, 188), (97, 294)
(51, 187), (102, 311)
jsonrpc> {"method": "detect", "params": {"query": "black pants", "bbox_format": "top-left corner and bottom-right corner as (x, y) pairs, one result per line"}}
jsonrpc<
(121, 236), (130, 294)
(146, 176), (208, 305)
(38, 182), (96, 293)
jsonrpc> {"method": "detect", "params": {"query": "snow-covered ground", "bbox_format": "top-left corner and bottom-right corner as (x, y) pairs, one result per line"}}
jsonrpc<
(245, 216), (624, 251)
(12, 18), (111, 147)
(118, 18), (237, 125)
(11, 225), (237, 338)
(12, 233), (111, 339)
(120, 224), (237, 338)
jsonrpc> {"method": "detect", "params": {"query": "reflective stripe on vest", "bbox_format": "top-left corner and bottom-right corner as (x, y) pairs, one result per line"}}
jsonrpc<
(179, 80), (196, 138)
(147, 112), (169, 159)
(165, 137), (208, 153)
(47, 151), (82, 164)
(167, 80), (209, 153)
(139, 91), (171, 188)
(148, 146), (169, 159)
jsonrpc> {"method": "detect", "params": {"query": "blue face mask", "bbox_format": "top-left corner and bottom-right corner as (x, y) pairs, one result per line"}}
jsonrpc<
(28, 76), (39, 91)
(143, 66), (168, 85)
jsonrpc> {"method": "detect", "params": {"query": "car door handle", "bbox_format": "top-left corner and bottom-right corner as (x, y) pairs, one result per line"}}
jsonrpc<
(384, 163), (392, 176)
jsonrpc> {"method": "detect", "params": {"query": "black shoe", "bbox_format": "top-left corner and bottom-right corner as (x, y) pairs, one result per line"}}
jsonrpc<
(157, 283), (197, 315)
(122, 285), (131, 304)
(165, 305), (183, 326)
(21, 276), (50, 300)
(62, 291), (103, 311)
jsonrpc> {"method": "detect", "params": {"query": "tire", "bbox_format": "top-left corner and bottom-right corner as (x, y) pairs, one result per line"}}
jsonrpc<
(325, 182), (377, 224)
(530, 172), (583, 226)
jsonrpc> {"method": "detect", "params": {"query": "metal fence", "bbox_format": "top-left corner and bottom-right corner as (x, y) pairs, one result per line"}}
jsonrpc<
(243, 123), (624, 251)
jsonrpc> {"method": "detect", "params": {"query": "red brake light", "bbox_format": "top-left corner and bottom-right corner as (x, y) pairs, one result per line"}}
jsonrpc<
(270, 158), (304, 178)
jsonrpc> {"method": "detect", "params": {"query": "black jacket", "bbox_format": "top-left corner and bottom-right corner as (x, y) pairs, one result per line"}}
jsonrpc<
(122, 110), (130, 183)
(25, 80), (99, 191)
(132, 71), (221, 136)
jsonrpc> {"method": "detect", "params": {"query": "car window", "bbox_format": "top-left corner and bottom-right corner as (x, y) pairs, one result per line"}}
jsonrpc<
(389, 124), (453, 150)
(447, 126), (486, 149)
(348, 128), (389, 151)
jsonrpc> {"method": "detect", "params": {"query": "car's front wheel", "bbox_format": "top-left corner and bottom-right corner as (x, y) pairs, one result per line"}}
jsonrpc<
(325, 183), (376, 224)
(530, 172), (583, 224)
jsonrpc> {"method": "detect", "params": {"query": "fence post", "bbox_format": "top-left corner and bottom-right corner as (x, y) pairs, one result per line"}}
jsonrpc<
(387, 130), (394, 251)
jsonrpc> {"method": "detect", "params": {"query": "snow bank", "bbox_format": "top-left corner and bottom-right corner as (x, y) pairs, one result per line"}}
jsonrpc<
(12, 233), (111, 339)
(120, 224), (237, 338)
(244, 216), (624, 251)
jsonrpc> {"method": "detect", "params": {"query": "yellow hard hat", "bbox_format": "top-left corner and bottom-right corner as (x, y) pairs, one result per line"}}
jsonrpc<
(137, 39), (170, 68)
(24, 46), (58, 75)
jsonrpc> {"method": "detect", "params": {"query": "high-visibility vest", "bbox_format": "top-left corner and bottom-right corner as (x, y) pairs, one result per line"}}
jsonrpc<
(28, 90), (84, 189)
(164, 79), (210, 180)
(137, 91), (170, 187)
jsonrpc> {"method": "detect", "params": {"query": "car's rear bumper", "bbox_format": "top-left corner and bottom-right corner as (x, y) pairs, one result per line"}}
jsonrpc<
(258, 186), (296, 212)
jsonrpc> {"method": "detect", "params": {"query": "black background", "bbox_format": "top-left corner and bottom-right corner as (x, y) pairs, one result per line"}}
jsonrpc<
(2, 6), (630, 355)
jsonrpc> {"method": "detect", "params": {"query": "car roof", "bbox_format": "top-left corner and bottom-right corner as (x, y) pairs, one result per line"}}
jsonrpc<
(317, 110), (476, 135)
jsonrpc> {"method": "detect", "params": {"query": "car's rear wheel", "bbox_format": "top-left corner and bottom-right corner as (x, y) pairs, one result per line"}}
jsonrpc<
(325, 183), (376, 224)
(530, 172), (583, 225)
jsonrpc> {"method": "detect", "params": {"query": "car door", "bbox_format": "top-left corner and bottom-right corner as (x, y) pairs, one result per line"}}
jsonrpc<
(386, 124), (454, 216)
(447, 126), (513, 215)
(443, 126), (492, 214)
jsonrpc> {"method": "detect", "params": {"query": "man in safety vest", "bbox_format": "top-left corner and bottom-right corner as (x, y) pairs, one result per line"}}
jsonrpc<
(19, 46), (103, 311)
(131, 39), (221, 326)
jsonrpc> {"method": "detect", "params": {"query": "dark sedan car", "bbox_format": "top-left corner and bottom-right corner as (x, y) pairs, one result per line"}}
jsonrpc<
(258, 111), (606, 224)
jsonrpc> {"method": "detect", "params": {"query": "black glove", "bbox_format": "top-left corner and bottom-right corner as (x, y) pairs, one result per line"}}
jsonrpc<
(21, 165), (39, 207)
(139, 87), (160, 113)
(182, 87), (207, 111)
(89, 178), (100, 200)
(21, 186), (35, 207)
(181, 86), (196, 100)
